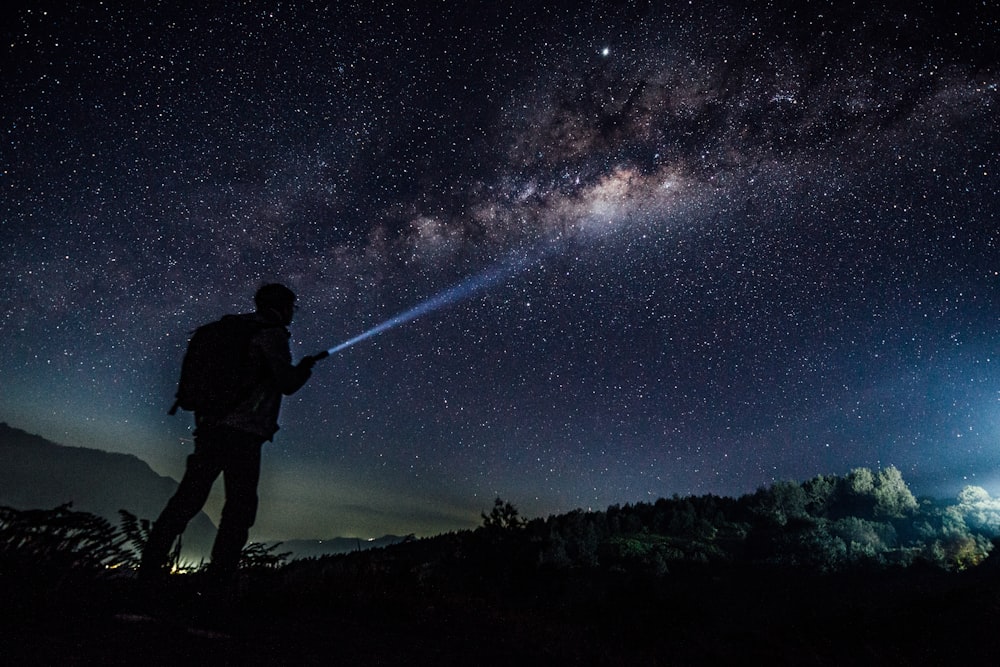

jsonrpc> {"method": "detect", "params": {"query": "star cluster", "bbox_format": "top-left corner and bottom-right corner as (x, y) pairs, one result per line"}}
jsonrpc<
(2, 1), (998, 539)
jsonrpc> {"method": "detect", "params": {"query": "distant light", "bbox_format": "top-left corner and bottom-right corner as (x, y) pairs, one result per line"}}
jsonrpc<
(601, 47), (610, 57)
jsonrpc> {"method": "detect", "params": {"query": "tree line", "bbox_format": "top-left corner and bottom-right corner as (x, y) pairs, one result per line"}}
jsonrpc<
(475, 466), (999, 575)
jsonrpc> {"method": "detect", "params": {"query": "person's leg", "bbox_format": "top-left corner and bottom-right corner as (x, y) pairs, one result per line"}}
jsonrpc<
(207, 431), (263, 579)
(140, 438), (224, 577)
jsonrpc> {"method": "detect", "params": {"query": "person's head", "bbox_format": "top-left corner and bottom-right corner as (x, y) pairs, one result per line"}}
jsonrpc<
(255, 283), (297, 325)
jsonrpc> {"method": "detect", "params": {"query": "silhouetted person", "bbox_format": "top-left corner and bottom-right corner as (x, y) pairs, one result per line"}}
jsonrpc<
(141, 283), (317, 583)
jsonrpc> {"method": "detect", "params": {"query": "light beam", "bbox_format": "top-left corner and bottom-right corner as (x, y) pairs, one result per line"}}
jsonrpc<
(318, 253), (532, 358)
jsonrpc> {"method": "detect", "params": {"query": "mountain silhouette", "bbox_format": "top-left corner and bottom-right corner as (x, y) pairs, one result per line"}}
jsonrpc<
(0, 422), (216, 560)
(268, 535), (408, 559)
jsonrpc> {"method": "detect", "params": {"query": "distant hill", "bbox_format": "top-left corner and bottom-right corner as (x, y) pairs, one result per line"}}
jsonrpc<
(0, 422), (216, 561)
(268, 535), (408, 560)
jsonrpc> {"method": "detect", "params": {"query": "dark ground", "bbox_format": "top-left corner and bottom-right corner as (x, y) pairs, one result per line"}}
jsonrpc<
(4, 560), (1000, 666)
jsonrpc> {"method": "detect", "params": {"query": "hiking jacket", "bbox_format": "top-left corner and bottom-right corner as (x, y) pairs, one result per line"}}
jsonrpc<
(198, 312), (311, 440)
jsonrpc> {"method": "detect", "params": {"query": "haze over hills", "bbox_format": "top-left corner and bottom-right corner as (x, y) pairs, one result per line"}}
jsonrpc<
(0, 422), (217, 560)
(0, 422), (408, 560)
(267, 535), (408, 559)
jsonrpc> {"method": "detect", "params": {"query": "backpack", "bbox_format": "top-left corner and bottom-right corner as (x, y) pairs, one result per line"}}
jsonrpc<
(168, 315), (273, 416)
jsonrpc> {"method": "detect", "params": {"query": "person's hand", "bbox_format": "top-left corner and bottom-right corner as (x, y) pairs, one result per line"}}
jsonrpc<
(297, 350), (327, 372)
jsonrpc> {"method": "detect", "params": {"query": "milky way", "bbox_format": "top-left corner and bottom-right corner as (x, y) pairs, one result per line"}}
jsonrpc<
(2, 1), (997, 540)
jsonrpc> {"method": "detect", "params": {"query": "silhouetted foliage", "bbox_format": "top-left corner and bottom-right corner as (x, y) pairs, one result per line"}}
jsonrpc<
(0, 504), (294, 585)
(241, 541), (292, 570)
(481, 497), (526, 531)
(0, 503), (132, 573)
(118, 508), (190, 571)
(116, 508), (150, 555)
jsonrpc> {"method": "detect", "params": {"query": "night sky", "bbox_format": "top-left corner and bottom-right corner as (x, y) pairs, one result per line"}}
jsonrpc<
(2, 1), (998, 541)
